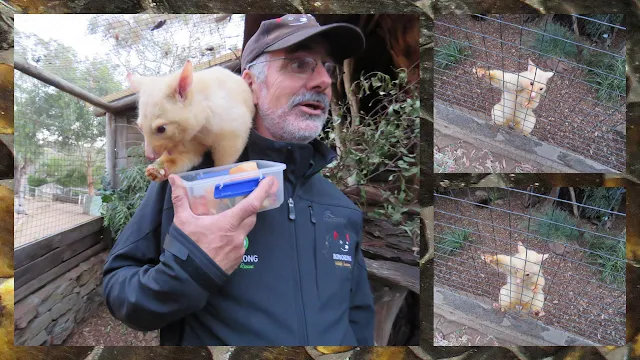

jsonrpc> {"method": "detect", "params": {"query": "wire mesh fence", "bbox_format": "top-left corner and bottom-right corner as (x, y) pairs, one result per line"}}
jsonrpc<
(13, 14), (246, 247)
(434, 14), (626, 172)
(14, 71), (106, 247)
(434, 186), (626, 346)
(14, 14), (245, 99)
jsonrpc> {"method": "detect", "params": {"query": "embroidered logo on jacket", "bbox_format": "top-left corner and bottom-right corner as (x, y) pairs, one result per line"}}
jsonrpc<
(325, 230), (352, 268)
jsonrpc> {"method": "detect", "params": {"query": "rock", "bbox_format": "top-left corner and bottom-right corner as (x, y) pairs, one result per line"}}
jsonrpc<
(548, 242), (568, 255)
(50, 318), (75, 345)
(79, 276), (98, 297)
(28, 330), (49, 346)
(15, 296), (39, 329)
(17, 312), (52, 345)
(36, 290), (63, 316)
(77, 266), (94, 286)
(473, 190), (489, 206)
(50, 293), (79, 320)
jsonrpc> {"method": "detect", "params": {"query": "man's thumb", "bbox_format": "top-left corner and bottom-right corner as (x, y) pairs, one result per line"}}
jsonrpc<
(168, 175), (190, 213)
(227, 176), (276, 222)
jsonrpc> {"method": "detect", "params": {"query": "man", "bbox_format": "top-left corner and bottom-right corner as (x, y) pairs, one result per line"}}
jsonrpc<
(102, 14), (375, 346)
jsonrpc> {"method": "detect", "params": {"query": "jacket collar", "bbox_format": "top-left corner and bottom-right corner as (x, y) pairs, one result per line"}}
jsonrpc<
(240, 130), (337, 183)
(193, 130), (336, 183)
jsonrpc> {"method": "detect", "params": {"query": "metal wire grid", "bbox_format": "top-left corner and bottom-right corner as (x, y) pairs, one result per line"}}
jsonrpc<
(434, 15), (626, 172)
(15, 14), (245, 98)
(434, 186), (626, 345)
(14, 71), (105, 248)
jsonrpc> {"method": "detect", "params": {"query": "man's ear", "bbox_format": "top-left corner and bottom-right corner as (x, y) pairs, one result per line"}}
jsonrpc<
(242, 69), (260, 105)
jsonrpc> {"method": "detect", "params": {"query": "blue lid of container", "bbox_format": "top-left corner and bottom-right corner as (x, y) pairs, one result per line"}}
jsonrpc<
(214, 175), (264, 199)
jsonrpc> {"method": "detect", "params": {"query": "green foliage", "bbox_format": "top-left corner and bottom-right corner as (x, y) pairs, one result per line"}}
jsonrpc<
(435, 40), (470, 69)
(581, 15), (624, 39)
(525, 22), (579, 60)
(584, 230), (626, 288)
(581, 52), (625, 105)
(527, 207), (581, 244)
(27, 176), (49, 188)
(320, 68), (419, 235)
(438, 228), (472, 256)
(100, 146), (151, 241)
(579, 187), (623, 221)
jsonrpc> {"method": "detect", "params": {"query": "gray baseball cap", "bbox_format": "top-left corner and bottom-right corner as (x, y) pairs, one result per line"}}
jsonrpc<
(241, 14), (365, 72)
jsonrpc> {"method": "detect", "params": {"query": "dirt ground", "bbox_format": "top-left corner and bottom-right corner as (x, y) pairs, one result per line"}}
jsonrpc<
(433, 188), (626, 345)
(434, 312), (517, 346)
(435, 128), (541, 173)
(64, 303), (159, 346)
(14, 196), (99, 248)
(434, 15), (626, 172)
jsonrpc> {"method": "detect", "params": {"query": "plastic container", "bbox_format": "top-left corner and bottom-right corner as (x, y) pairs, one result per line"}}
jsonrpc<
(176, 160), (286, 216)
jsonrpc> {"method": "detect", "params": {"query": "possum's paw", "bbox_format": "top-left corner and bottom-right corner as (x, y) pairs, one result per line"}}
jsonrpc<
(472, 67), (487, 78)
(533, 310), (544, 317)
(146, 164), (169, 182)
(493, 303), (504, 311)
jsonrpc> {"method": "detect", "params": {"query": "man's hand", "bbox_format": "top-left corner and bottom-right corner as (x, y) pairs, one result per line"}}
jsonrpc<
(168, 174), (278, 274)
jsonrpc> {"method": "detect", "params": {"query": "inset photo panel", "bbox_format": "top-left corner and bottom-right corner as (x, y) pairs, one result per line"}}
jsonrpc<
(432, 185), (626, 346)
(434, 14), (625, 174)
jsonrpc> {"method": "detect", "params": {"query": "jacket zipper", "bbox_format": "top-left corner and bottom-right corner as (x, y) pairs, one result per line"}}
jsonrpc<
(288, 183), (309, 344)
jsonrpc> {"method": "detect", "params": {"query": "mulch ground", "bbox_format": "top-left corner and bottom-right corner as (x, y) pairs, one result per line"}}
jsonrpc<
(434, 14), (626, 172)
(433, 188), (626, 346)
(64, 304), (159, 346)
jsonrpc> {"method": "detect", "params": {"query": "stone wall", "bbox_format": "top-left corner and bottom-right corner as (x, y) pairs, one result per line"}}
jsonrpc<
(14, 251), (109, 346)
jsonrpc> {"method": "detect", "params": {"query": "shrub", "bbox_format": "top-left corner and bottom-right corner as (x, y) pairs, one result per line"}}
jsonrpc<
(579, 187), (624, 221)
(584, 230), (626, 288)
(27, 175), (48, 188)
(526, 206), (581, 244)
(525, 22), (579, 60)
(99, 145), (150, 242)
(581, 52), (625, 105)
(438, 228), (472, 256)
(320, 68), (419, 233)
(435, 40), (471, 70)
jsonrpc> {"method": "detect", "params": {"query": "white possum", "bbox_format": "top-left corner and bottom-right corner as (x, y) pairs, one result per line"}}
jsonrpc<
(472, 59), (554, 137)
(127, 60), (255, 182)
(481, 241), (550, 317)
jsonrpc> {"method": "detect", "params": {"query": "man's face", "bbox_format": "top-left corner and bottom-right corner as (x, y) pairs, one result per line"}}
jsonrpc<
(247, 40), (335, 144)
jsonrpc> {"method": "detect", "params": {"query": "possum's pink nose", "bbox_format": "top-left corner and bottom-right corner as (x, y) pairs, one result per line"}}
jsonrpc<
(144, 142), (158, 160)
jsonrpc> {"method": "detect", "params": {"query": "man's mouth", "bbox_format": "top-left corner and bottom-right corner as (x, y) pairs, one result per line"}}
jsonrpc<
(297, 102), (325, 115)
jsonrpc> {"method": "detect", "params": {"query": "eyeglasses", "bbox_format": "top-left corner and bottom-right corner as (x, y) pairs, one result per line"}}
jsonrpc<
(247, 56), (342, 83)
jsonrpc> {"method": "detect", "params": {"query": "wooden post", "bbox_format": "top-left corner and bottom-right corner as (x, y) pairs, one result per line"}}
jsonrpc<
(13, 57), (116, 113)
(105, 113), (116, 189)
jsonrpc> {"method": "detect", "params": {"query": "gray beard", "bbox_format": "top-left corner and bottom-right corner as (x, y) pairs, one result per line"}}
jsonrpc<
(257, 86), (329, 143)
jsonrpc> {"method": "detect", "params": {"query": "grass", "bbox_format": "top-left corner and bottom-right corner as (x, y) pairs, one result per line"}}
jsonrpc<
(584, 231), (626, 289)
(581, 52), (625, 106)
(579, 187), (624, 221)
(581, 14), (624, 40)
(525, 21), (579, 60)
(526, 207), (581, 244)
(438, 228), (472, 256)
(436, 40), (471, 70)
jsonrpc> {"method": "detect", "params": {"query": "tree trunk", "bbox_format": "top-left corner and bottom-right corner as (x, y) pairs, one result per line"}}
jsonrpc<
(15, 160), (29, 213)
(85, 150), (94, 196)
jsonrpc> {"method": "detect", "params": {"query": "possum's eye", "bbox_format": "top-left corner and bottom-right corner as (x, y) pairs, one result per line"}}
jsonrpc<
(156, 125), (166, 134)
(525, 273), (531, 277)
(540, 87), (544, 91)
(530, 81), (534, 86)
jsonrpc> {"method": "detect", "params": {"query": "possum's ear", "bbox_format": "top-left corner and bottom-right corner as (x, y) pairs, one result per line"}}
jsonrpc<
(541, 253), (550, 261)
(126, 73), (143, 92)
(527, 58), (538, 73)
(177, 60), (193, 101)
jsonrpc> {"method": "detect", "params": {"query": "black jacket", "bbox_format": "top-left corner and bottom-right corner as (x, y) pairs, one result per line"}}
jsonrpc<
(102, 130), (376, 346)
